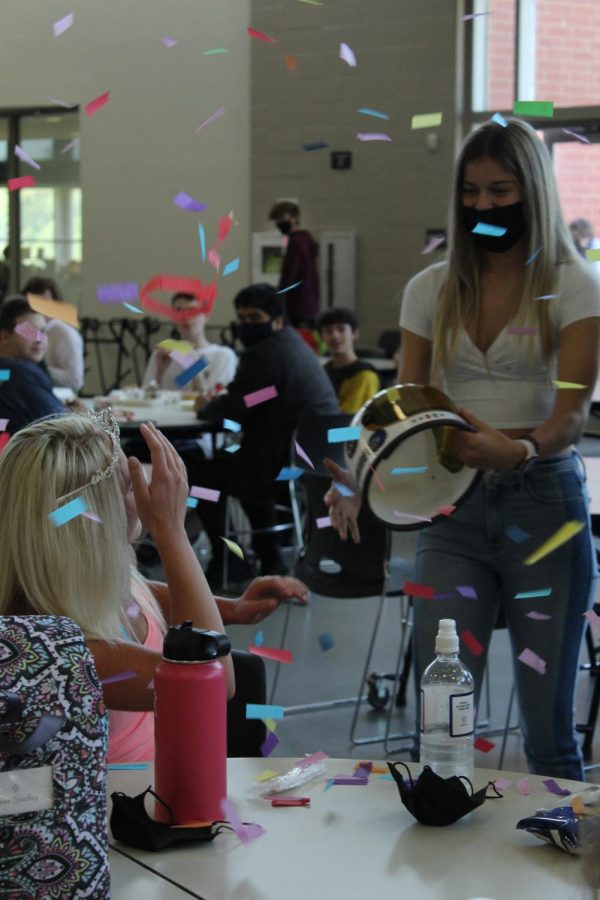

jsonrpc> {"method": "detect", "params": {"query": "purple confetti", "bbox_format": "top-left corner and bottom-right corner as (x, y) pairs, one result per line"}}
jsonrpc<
(518, 647), (546, 675)
(562, 129), (590, 144)
(316, 516), (332, 529)
(356, 133), (392, 142)
(195, 106), (225, 133)
(15, 145), (41, 171)
(526, 611), (551, 621)
(457, 585), (478, 600)
(101, 670), (136, 686)
(220, 798), (265, 845)
(294, 439), (315, 469)
(543, 778), (570, 797)
(96, 282), (139, 303)
(53, 12), (74, 37)
(162, 37), (178, 48)
(260, 731), (280, 757)
(173, 191), (207, 212)
(332, 776), (368, 785)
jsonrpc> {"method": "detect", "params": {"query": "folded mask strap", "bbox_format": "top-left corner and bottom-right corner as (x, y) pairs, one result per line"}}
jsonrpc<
(387, 760), (415, 790)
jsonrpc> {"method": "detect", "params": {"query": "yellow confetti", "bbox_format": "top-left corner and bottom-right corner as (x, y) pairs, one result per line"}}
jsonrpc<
(220, 537), (245, 560)
(255, 769), (279, 782)
(411, 112), (442, 129)
(524, 520), (585, 566)
(263, 718), (277, 733)
(586, 248), (600, 263)
(553, 380), (587, 390)
(157, 339), (195, 354)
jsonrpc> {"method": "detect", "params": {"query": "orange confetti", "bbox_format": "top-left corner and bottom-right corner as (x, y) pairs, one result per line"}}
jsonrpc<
(285, 52), (299, 71)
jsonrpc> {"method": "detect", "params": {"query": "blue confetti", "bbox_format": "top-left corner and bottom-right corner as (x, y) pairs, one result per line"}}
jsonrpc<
(49, 497), (88, 527)
(187, 496), (199, 508)
(472, 222), (507, 237)
(303, 141), (328, 151)
(174, 356), (208, 388)
(254, 630), (264, 647)
(225, 443), (241, 453)
(357, 107), (389, 120)
(492, 112), (508, 127)
(0, 370), (10, 381)
(198, 223), (206, 262)
(327, 426), (361, 443)
(277, 280), (303, 295)
(276, 466), (304, 481)
(505, 525), (531, 543)
(391, 466), (428, 475)
(514, 588), (552, 599)
(334, 482), (355, 498)
(223, 418), (242, 432)
(318, 632), (335, 652)
(525, 247), (542, 266)
(246, 703), (285, 720)
(122, 302), (144, 314)
(223, 258), (240, 276)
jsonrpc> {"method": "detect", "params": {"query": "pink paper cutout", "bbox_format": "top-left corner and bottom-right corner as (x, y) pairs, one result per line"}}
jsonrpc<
(461, 629), (484, 657)
(220, 797), (266, 845)
(195, 106), (225, 132)
(85, 91), (110, 118)
(294, 440), (315, 469)
(207, 247), (221, 272)
(518, 647), (547, 675)
(190, 486), (221, 502)
(247, 26), (277, 43)
(517, 777), (532, 795)
(294, 750), (329, 769)
(316, 516), (332, 529)
(249, 644), (293, 664)
(526, 611), (551, 621)
(494, 779), (512, 791)
(15, 322), (45, 343)
(8, 176), (36, 191)
(243, 385), (278, 408)
(15, 145), (41, 171)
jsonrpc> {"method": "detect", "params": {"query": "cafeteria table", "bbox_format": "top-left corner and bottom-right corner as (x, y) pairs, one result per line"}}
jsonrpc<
(108, 757), (593, 900)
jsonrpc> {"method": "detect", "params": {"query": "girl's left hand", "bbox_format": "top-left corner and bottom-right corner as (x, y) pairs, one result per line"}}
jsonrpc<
(454, 408), (525, 471)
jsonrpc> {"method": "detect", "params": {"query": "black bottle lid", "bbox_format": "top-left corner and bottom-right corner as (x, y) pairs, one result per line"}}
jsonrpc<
(162, 621), (231, 662)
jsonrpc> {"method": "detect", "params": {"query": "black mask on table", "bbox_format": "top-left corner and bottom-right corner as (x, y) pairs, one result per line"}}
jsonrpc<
(462, 201), (526, 253)
(233, 320), (273, 347)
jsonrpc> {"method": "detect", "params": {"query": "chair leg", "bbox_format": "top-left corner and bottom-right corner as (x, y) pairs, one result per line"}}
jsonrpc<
(288, 479), (305, 555)
(348, 587), (388, 745)
(383, 594), (417, 757)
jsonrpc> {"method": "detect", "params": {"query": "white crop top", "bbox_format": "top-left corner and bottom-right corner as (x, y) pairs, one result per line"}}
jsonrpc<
(399, 260), (600, 429)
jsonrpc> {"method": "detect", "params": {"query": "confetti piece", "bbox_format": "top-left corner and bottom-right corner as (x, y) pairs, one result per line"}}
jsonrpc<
(261, 731), (280, 757)
(247, 26), (276, 43)
(369, 464), (385, 492)
(53, 11), (74, 37)
(49, 497), (88, 527)
(491, 112), (508, 127)
(472, 222), (507, 237)
(162, 36), (177, 47)
(328, 426), (361, 443)
(49, 97), (76, 108)
(584, 608), (600, 640)
(461, 629), (484, 656)
(0, 433), (10, 452)
(14, 145), (41, 171)
(108, 763), (149, 771)
(437, 505), (456, 516)
(123, 303), (143, 314)
(524, 520), (584, 565)
(0, 419), (8, 431)
(562, 128), (590, 144)
(494, 779), (512, 791)
(422, 235), (445, 254)
(275, 466), (304, 481)
(457, 585), (478, 600)
(82, 510), (102, 524)
(0, 371), (10, 382)
(526, 611), (551, 620)
(303, 141), (328, 151)
(158, 339), (195, 353)
(463, 10), (494, 19)
(284, 52), (299, 71)
(8, 175), (36, 191)
(404, 581), (435, 600)
(173, 191), (207, 212)
(174, 356), (208, 388)
(508, 325), (537, 335)
(474, 736), (495, 753)
(244, 385), (278, 408)
(223, 258), (240, 276)
(295, 751), (329, 769)
(543, 779), (570, 797)
(246, 704), (284, 720)
(514, 588), (552, 599)
(316, 516), (332, 529)
(203, 48), (228, 55)
(333, 482), (354, 497)
(15, 322), (45, 342)
(517, 777), (532, 795)
(339, 42), (357, 67)
(186, 497), (199, 508)
(525, 247), (542, 266)
(85, 91), (110, 118)
(271, 796), (310, 806)
(263, 718), (277, 733)
(554, 380), (586, 390)
(517, 647), (547, 674)
(412, 112), (442, 129)
(101, 670), (136, 685)
(536, 294), (558, 301)
(255, 769), (278, 782)
(294, 440), (315, 469)
(391, 466), (427, 475)
(220, 798), (266, 845)
(190, 486), (221, 502)
(249, 645), (293, 664)
(332, 776), (368, 785)
(505, 524), (530, 543)
(356, 133), (391, 142)
(60, 139), (79, 155)
(217, 215), (233, 245)
(318, 632), (335, 651)
(225, 444), (241, 453)
(354, 762), (372, 779)
(357, 108), (389, 120)
(96, 282), (138, 303)
(277, 280), (303, 294)
(198, 223), (207, 262)
(254, 630), (264, 647)
(393, 510), (432, 523)
(512, 100), (554, 118)
(195, 106), (225, 133)
(586, 249), (600, 263)
(221, 537), (244, 559)
(223, 418), (241, 432)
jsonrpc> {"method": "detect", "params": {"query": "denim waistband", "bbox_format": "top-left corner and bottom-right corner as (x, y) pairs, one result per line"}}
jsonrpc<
(483, 447), (580, 484)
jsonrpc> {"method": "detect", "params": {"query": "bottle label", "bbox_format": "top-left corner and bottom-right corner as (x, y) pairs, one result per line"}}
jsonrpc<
(449, 691), (474, 737)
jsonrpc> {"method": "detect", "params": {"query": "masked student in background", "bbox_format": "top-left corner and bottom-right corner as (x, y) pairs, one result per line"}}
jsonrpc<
(325, 118), (600, 781)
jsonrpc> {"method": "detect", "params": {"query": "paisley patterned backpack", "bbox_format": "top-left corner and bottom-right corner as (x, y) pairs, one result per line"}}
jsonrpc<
(0, 616), (109, 898)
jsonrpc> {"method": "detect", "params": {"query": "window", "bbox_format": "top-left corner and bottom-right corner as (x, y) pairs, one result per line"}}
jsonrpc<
(0, 108), (81, 303)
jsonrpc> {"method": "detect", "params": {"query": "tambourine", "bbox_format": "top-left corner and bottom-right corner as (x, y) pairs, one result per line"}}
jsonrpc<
(345, 384), (481, 530)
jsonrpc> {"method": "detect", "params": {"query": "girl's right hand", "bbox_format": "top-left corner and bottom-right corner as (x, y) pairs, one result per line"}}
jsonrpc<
(128, 421), (189, 539)
(323, 458), (362, 543)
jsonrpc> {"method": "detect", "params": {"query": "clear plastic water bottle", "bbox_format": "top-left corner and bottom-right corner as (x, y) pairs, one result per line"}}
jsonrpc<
(420, 618), (474, 780)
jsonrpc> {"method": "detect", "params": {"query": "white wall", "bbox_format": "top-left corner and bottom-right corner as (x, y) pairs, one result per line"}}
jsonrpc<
(250, 0), (462, 342)
(0, 0), (251, 334)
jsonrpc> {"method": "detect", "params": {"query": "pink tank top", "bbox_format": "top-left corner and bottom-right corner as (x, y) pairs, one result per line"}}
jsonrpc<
(107, 581), (164, 764)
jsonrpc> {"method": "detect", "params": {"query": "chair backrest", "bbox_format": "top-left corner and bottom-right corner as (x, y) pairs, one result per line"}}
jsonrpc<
(292, 415), (390, 597)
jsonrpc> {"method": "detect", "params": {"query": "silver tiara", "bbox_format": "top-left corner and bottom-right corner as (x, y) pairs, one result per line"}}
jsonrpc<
(56, 407), (121, 502)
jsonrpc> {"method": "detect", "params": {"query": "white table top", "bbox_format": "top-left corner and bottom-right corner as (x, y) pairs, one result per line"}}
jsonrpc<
(108, 757), (590, 900)
(109, 848), (194, 898)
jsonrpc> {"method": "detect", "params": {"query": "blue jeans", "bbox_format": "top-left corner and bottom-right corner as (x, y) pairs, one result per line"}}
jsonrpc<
(412, 451), (597, 780)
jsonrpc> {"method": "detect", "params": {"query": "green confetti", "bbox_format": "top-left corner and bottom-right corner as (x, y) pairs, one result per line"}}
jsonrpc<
(411, 112), (442, 129)
(512, 100), (554, 118)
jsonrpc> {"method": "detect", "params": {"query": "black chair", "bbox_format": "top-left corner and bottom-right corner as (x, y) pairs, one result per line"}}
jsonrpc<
(377, 329), (401, 359)
(227, 651), (267, 757)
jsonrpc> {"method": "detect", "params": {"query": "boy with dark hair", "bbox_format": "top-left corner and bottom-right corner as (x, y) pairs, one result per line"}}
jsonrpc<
(0, 296), (66, 432)
(318, 307), (380, 414)
(268, 200), (319, 327)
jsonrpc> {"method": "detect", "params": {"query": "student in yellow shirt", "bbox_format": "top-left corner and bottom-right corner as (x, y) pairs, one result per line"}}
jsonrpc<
(318, 307), (380, 414)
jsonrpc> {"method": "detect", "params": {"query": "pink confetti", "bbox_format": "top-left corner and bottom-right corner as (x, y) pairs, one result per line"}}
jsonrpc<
(584, 608), (600, 640)
(82, 510), (102, 524)
(517, 777), (532, 796)
(220, 797), (266, 845)
(53, 12), (74, 37)
(474, 736), (495, 752)
(294, 440), (315, 469)
(247, 26), (277, 43)
(0, 433), (10, 453)
(316, 516), (332, 529)
(162, 37), (178, 48)
(295, 750), (329, 769)
(170, 350), (196, 368)
(217, 215), (233, 245)
(356, 133), (391, 142)
(15, 145), (41, 171)
(526, 611), (551, 620)
(422, 235), (445, 254)
(518, 647), (546, 675)
(437, 505), (456, 516)
(101, 670), (136, 685)
(339, 42), (357, 67)
(494, 779), (512, 791)
(190, 485), (221, 502)
(461, 629), (484, 657)
(207, 247), (221, 272)
(369, 464), (385, 492)
(85, 91), (110, 118)
(195, 106), (225, 132)
(15, 322), (45, 343)
(0, 420), (8, 432)
(8, 176), (36, 191)
(249, 644), (293, 664)
(244, 385), (278, 408)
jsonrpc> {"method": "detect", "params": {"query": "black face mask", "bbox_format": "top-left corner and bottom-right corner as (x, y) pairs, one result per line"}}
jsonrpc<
(388, 762), (502, 827)
(276, 220), (292, 236)
(233, 320), (274, 348)
(462, 200), (526, 253)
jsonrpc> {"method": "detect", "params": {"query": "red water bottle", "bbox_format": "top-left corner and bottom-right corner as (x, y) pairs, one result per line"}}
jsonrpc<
(154, 622), (231, 824)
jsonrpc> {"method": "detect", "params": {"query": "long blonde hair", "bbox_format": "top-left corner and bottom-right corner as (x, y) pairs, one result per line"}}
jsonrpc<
(431, 118), (583, 375)
(0, 414), (132, 639)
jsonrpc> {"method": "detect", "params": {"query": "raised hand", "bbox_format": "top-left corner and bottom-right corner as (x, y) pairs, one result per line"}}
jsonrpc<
(323, 458), (362, 543)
